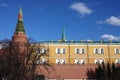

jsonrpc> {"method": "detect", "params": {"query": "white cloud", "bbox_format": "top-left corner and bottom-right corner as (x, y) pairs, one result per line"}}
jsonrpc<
(70, 2), (93, 17)
(0, 3), (9, 7)
(97, 16), (120, 26)
(105, 16), (120, 26)
(101, 34), (120, 41)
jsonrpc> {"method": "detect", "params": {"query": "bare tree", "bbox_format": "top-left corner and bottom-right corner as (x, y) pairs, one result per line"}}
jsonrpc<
(0, 42), (50, 80)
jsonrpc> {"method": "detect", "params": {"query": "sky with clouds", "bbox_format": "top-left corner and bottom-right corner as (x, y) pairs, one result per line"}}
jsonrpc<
(0, 0), (120, 42)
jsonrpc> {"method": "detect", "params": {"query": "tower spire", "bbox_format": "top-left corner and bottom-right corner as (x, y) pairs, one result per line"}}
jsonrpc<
(15, 7), (25, 33)
(61, 26), (67, 42)
(11, 7), (28, 54)
(18, 7), (23, 21)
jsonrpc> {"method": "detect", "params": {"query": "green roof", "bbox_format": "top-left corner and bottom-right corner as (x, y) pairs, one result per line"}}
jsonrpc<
(31, 40), (120, 45)
(61, 27), (67, 42)
(15, 8), (25, 33)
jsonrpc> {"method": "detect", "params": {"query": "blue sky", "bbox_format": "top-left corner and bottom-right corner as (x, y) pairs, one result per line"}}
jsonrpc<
(1, 0), (120, 42)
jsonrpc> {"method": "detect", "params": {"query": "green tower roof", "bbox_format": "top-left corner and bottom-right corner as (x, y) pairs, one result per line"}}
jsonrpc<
(61, 27), (67, 42)
(15, 8), (25, 33)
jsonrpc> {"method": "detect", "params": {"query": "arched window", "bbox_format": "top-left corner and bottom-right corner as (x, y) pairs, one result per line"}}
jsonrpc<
(61, 48), (66, 54)
(56, 59), (60, 64)
(41, 48), (46, 53)
(94, 48), (98, 54)
(116, 59), (120, 64)
(99, 48), (104, 54)
(81, 48), (85, 54)
(56, 48), (60, 54)
(75, 48), (79, 54)
(95, 59), (99, 64)
(36, 48), (40, 54)
(81, 59), (85, 65)
(75, 59), (80, 64)
(61, 59), (65, 64)
(115, 48), (119, 54)
(100, 59), (104, 64)
(42, 59), (47, 64)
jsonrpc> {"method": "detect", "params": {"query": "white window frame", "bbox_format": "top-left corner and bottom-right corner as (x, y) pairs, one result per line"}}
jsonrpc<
(99, 48), (104, 54)
(56, 59), (60, 64)
(95, 59), (99, 64)
(81, 48), (85, 54)
(115, 48), (119, 54)
(100, 59), (104, 64)
(75, 48), (79, 54)
(75, 59), (80, 64)
(80, 59), (85, 65)
(116, 59), (120, 64)
(94, 48), (98, 54)
(61, 59), (65, 64)
(42, 58), (47, 64)
(61, 48), (66, 54)
(56, 48), (60, 54)
(41, 48), (46, 53)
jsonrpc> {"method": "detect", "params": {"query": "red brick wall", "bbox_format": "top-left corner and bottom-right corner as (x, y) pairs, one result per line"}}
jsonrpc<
(36, 64), (97, 79)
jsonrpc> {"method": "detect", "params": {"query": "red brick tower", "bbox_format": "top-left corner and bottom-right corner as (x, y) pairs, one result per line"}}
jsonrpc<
(11, 8), (28, 53)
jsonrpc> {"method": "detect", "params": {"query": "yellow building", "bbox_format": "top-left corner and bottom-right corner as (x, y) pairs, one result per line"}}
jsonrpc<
(32, 29), (120, 65)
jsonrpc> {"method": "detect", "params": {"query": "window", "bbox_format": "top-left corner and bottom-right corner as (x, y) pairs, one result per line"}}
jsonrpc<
(56, 59), (60, 64)
(75, 59), (80, 64)
(115, 48), (119, 54)
(81, 59), (85, 65)
(41, 48), (46, 53)
(95, 59), (99, 64)
(61, 59), (65, 64)
(75, 48), (79, 54)
(81, 48), (85, 54)
(61, 48), (66, 54)
(116, 59), (120, 64)
(36, 48), (40, 54)
(100, 59), (104, 64)
(99, 48), (104, 54)
(42, 59), (47, 64)
(94, 48), (98, 54)
(56, 48), (60, 54)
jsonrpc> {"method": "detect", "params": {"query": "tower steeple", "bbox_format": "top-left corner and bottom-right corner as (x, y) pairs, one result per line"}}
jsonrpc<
(61, 27), (67, 42)
(11, 7), (28, 54)
(18, 7), (23, 21)
(15, 7), (25, 33)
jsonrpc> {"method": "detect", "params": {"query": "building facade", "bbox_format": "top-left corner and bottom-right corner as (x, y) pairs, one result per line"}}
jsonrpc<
(34, 41), (120, 65)
(4, 8), (120, 80)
